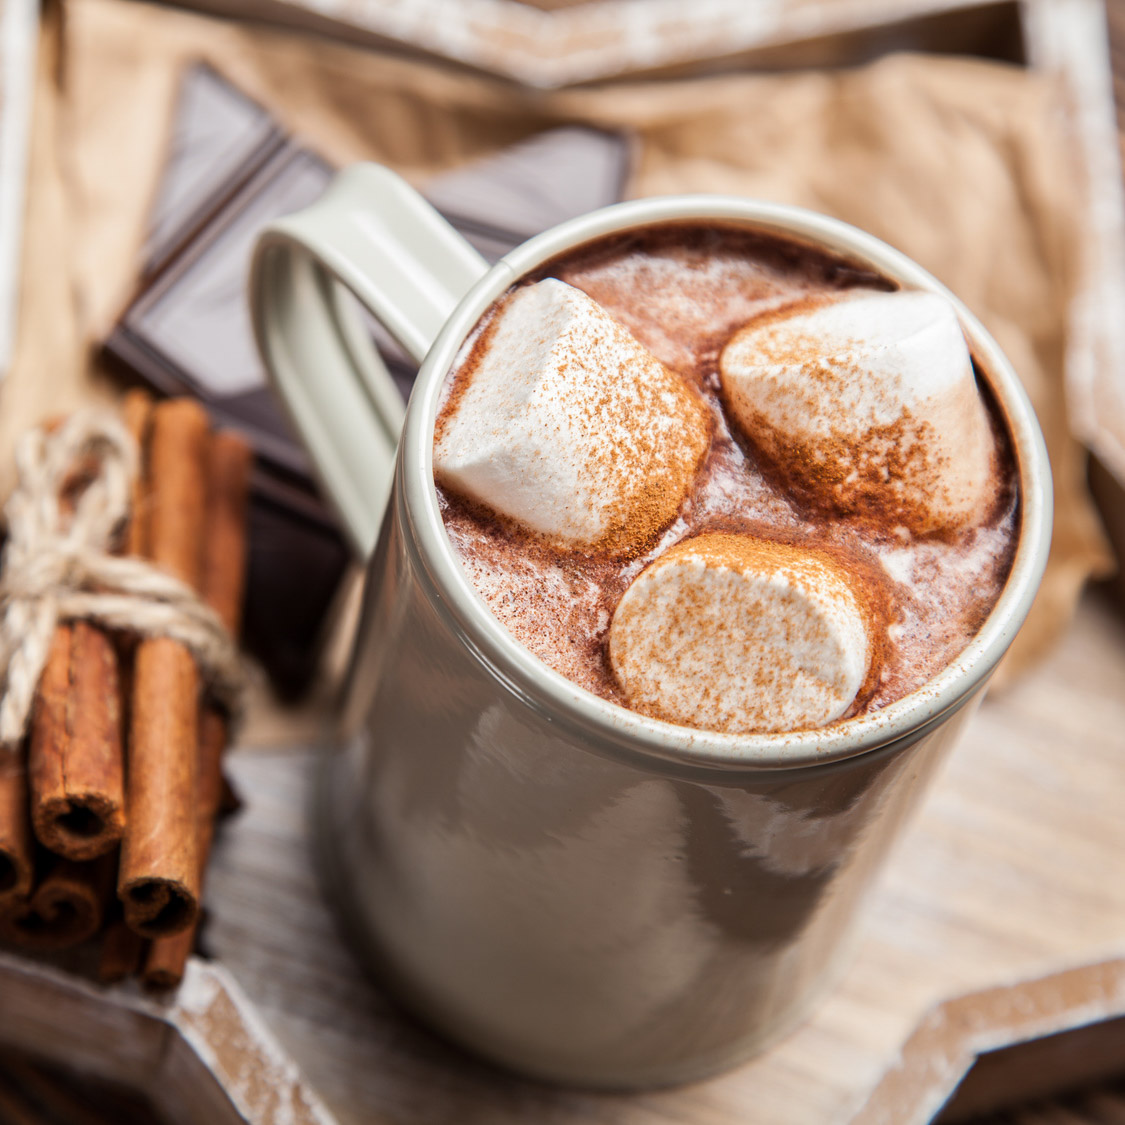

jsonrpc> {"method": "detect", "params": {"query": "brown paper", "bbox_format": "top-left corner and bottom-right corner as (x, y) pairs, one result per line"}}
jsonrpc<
(5, 0), (1111, 687)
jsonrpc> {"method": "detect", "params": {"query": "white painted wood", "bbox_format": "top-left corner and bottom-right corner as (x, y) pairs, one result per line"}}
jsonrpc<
(153, 0), (1019, 87)
(0, 0), (38, 375)
(1025, 0), (1125, 484)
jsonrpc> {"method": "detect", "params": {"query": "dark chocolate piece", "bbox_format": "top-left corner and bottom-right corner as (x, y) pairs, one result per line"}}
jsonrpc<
(144, 63), (285, 276)
(110, 143), (334, 479)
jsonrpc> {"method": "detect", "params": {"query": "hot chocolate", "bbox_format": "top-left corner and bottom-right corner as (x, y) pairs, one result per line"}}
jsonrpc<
(433, 223), (1018, 734)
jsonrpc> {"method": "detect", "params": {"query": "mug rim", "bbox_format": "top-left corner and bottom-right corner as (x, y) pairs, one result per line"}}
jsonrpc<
(399, 195), (1052, 770)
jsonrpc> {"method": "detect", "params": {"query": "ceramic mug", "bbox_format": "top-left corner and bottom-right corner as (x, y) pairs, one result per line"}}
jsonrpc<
(250, 166), (1052, 1089)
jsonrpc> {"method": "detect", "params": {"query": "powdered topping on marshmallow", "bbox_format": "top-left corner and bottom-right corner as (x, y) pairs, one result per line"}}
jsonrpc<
(434, 279), (711, 554)
(608, 532), (872, 734)
(719, 289), (997, 536)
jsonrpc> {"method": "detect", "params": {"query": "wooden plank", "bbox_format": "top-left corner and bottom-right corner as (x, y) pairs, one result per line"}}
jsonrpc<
(859, 962), (1125, 1123)
(0, 954), (170, 1088)
(940, 1008), (1125, 1120)
(154, 0), (1029, 87)
(0, 0), (38, 375)
(1024, 0), (1125, 488)
(0, 952), (340, 1125)
(166, 961), (338, 1125)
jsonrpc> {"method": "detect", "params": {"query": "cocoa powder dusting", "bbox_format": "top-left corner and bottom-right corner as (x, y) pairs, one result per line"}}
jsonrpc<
(435, 223), (1019, 732)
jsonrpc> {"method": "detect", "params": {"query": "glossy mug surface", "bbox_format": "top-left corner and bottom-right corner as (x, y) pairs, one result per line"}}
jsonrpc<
(250, 166), (1051, 1088)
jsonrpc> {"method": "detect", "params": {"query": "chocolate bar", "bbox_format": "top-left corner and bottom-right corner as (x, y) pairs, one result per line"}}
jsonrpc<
(143, 63), (285, 277)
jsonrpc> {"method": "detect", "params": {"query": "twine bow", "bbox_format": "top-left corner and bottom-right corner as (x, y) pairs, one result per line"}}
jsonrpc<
(0, 409), (245, 751)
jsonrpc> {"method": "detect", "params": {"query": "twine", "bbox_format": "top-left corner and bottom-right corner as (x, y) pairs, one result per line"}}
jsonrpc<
(0, 409), (245, 751)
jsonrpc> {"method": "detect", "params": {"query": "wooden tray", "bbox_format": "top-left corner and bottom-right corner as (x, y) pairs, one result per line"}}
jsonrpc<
(2, 1), (1125, 1122)
(2, 590), (1124, 1124)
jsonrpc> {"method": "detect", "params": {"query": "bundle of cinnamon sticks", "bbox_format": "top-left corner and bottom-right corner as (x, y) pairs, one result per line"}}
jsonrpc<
(0, 392), (251, 988)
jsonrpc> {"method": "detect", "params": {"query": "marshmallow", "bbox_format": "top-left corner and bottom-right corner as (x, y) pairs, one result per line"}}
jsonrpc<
(719, 290), (996, 536)
(434, 279), (711, 554)
(608, 533), (870, 734)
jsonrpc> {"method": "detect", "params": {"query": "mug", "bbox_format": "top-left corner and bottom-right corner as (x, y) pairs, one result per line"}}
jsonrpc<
(250, 166), (1052, 1088)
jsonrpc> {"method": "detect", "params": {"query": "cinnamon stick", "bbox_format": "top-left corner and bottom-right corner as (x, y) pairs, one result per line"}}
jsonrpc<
(27, 621), (125, 860)
(140, 711), (221, 987)
(0, 753), (34, 906)
(0, 853), (113, 950)
(97, 915), (145, 983)
(96, 393), (155, 960)
(122, 389), (153, 557)
(200, 432), (253, 635)
(144, 431), (251, 988)
(119, 399), (208, 938)
(23, 402), (148, 862)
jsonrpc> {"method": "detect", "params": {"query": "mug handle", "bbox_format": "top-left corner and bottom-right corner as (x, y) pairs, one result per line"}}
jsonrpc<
(250, 164), (489, 558)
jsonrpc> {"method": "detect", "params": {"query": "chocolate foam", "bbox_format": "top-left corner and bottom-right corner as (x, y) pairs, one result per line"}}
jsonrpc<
(435, 223), (1019, 731)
